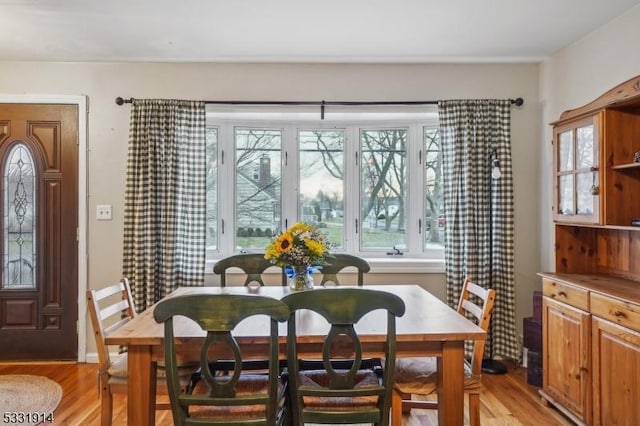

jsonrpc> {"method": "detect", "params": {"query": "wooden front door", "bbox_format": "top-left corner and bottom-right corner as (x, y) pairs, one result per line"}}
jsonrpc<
(0, 104), (78, 360)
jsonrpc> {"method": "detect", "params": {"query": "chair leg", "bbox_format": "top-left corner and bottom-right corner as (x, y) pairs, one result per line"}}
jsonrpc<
(468, 391), (480, 426)
(100, 385), (113, 426)
(391, 389), (403, 426)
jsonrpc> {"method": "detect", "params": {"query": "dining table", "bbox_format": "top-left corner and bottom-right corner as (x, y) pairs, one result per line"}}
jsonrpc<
(104, 284), (486, 425)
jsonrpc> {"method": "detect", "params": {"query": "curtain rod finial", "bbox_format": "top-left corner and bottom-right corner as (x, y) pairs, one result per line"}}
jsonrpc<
(115, 97), (124, 105)
(511, 97), (524, 107)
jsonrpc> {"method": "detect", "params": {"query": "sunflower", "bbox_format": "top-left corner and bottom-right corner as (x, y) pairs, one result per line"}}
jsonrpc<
(305, 239), (325, 256)
(275, 232), (294, 254)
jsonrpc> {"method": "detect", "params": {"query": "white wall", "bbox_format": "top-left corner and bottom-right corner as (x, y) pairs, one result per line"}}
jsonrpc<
(539, 4), (640, 271)
(0, 62), (540, 356)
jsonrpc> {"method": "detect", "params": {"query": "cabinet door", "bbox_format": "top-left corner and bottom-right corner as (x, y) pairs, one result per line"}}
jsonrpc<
(553, 114), (600, 224)
(592, 317), (640, 425)
(543, 296), (592, 424)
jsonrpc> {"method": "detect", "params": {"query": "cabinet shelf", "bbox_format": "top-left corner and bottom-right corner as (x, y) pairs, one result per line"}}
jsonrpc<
(611, 162), (640, 170)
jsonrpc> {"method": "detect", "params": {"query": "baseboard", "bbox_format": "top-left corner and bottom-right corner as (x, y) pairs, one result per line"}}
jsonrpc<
(85, 352), (124, 364)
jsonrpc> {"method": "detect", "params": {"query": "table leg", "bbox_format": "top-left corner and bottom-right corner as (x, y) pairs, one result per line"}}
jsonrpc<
(437, 341), (465, 425)
(127, 345), (156, 426)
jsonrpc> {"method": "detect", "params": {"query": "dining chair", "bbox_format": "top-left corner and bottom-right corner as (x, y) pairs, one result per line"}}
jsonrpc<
(282, 287), (406, 425)
(391, 277), (496, 426)
(87, 278), (196, 426)
(299, 254), (375, 372)
(319, 253), (371, 286)
(153, 293), (290, 426)
(213, 253), (286, 287)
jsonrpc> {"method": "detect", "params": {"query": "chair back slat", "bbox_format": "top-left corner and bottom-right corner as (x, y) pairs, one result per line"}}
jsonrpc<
(99, 299), (133, 322)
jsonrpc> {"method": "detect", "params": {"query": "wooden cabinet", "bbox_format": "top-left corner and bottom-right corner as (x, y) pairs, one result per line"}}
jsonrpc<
(541, 281), (591, 425)
(541, 74), (640, 425)
(539, 274), (640, 426)
(592, 316), (640, 425)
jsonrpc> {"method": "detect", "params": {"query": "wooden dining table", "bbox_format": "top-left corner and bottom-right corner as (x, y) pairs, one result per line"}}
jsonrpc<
(105, 284), (485, 425)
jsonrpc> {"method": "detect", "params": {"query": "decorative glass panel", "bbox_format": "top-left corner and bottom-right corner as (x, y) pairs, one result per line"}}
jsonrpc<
(558, 131), (573, 171)
(298, 130), (345, 249)
(558, 175), (574, 215)
(3, 144), (36, 289)
(576, 172), (595, 215)
(234, 128), (281, 250)
(360, 129), (407, 251)
(576, 125), (594, 169)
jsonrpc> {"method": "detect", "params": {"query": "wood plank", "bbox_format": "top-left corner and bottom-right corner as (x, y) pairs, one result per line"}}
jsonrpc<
(0, 361), (573, 425)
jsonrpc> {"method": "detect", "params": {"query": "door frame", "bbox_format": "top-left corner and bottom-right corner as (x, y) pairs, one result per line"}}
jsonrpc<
(0, 94), (88, 362)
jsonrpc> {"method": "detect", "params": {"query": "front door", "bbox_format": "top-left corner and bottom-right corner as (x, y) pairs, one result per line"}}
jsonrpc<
(0, 104), (78, 360)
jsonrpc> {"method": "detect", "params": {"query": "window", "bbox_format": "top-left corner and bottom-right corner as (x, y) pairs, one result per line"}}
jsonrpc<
(206, 106), (443, 267)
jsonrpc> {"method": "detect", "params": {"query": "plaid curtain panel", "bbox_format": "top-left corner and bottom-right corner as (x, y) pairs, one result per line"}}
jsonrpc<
(438, 99), (518, 360)
(123, 99), (206, 312)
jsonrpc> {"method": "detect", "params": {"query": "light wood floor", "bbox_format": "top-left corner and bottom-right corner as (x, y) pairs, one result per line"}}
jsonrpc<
(0, 360), (571, 425)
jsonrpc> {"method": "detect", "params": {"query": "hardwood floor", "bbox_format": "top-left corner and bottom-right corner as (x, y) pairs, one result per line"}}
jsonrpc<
(0, 360), (572, 425)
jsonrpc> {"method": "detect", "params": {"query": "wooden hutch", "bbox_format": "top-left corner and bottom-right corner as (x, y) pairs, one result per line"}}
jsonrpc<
(539, 75), (640, 425)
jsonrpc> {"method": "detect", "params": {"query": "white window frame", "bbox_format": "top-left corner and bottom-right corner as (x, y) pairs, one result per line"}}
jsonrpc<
(206, 107), (444, 273)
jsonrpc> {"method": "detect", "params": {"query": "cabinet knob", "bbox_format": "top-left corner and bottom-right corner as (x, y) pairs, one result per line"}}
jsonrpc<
(557, 291), (567, 297)
(613, 310), (626, 318)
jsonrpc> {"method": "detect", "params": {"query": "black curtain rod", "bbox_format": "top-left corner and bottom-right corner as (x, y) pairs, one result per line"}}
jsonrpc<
(115, 96), (523, 120)
(115, 96), (524, 107)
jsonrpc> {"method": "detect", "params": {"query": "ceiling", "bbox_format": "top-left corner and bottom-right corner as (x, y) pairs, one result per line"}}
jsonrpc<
(1, 0), (639, 63)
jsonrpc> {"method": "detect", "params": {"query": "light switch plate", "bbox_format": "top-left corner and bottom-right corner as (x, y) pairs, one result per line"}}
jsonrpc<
(96, 204), (112, 220)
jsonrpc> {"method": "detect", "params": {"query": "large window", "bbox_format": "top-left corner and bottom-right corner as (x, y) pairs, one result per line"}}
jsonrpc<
(206, 107), (443, 266)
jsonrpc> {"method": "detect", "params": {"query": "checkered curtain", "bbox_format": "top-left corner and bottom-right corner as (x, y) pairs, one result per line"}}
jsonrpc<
(123, 99), (206, 312)
(438, 99), (518, 360)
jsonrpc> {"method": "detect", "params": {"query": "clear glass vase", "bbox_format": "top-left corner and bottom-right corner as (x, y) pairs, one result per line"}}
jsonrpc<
(288, 265), (314, 291)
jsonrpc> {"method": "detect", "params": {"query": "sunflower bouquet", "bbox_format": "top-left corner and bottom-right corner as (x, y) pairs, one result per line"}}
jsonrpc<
(264, 222), (331, 268)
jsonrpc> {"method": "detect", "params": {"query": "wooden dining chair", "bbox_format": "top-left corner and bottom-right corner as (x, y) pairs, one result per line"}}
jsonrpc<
(319, 253), (371, 286)
(153, 293), (290, 426)
(86, 278), (195, 426)
(299, 254), (375, 372)
(282, 288), (406, 425)
(391, 277), (496, 426)
(213, 253), (286, 286)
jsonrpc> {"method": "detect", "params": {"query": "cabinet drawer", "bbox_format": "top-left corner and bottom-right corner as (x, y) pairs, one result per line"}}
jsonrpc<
(591, 292), (640, 333)
(542, 279), (589, 311)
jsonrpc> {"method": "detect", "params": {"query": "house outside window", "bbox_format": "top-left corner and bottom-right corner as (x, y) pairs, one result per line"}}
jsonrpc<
(206, 106), (444, 270)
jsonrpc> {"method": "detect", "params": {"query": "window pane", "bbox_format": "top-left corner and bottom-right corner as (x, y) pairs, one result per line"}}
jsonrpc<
(558, 131), (573, 171)
(235, 128), (281, 250)
(424, 128), (444, 249)
(576, 125), (594, 169)
(299, 130), (345, 249)
(558, 174), (574, 215)
(3, 144), (36, 289)
(576, 172), (595, 215)
(205, 128), (218, 251)
(360, 129), (407, 251)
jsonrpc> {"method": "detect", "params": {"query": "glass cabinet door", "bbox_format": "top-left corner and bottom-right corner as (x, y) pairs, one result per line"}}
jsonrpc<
(553, 115), (600, 223)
